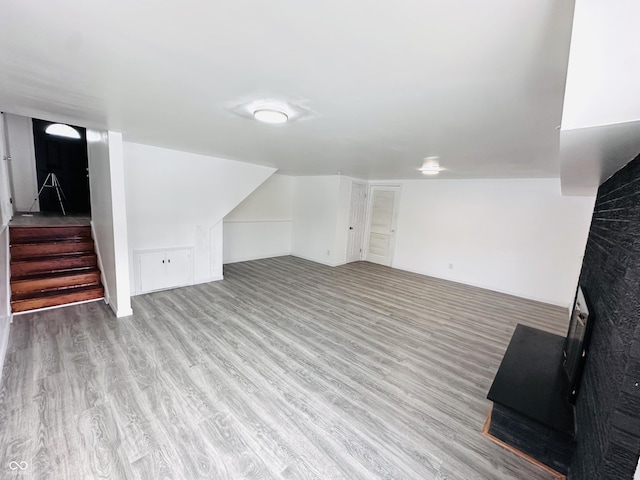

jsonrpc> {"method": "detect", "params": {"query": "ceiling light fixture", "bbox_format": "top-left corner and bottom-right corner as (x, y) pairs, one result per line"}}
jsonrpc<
(253, 108), (288, 124)
(418, 156), (444, 175)
(45, 123), (81, 139)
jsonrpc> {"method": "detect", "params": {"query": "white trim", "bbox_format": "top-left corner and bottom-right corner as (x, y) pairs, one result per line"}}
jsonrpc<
(192, 275), (224, 285)
(223, 219), (292, 224)
(128, 274), (224, 297)
(107, 131), (133, 318)
(112, 302), (133, 317)
(0, 312), (10, 385)
(90, 221), (110, 305)
(224, 252), (291, 265)
(291, 254), (346, 268)
(392, 262), (570, 308)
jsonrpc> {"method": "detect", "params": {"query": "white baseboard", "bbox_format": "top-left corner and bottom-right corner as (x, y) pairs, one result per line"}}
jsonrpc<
(192, 275), (224, 285)
(223, 252), (290, 265)
(110, 301), (133, 318)
(391, 263), (569, 308)
(291, 254), (346, 268)
(129, 275), (225, 297)
(0, 314), (10, 388)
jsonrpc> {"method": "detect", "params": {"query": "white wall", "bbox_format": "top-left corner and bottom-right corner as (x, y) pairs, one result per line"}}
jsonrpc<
(123, 142), (275, 293)
(0, 114), (13, 226)
(0, 115), (12, 385)
(87, 130), (133, 317)
(291, 175), (343, 266)
(224, 174), (294, 264)
(393, 178), (595, 307)
(197, 172), (596, 308)
(0, 226), (10, 384)
(4, 113), (38, 212)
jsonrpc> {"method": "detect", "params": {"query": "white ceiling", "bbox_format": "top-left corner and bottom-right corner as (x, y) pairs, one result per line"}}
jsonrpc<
(0, 0), (618, 182)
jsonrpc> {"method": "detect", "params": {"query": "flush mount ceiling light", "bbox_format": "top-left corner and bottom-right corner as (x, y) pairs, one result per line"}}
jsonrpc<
(253, 108), (289, 124)
(418, 156), (444, 175)
(229, 97), (313, 123)
(45, 123), (81, 139)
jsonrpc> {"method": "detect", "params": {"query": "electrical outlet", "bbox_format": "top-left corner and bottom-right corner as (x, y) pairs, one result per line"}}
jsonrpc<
(327, 250), (331, 256)
(448, 263), (454, 270)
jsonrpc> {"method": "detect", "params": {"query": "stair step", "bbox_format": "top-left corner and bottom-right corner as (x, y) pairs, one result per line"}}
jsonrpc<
(11, 269), (101, 296)
(10, 253), (97, 277)
(9, 225), (91, 244)
(9, 225), (105, 314)
(11, 285), (104, 313)
(10, 240), (95, 259)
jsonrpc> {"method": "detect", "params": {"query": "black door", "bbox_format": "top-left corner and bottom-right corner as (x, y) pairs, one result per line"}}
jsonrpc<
(32, 119), (90, 214)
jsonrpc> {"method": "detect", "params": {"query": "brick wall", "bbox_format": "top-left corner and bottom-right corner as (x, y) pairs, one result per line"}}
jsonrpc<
(569, 153), (640, 479)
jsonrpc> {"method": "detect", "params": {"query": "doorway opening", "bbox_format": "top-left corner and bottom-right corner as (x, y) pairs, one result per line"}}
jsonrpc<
(32, 118), (90, 215)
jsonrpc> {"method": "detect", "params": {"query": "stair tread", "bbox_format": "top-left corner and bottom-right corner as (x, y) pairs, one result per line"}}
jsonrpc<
(11, 267), (100, 282)
(9, 225), (91, 231)
(12, 284), (103, 300)
(11, 286), (104, 312)
(10, 227), (92, 244)
(10, 234), (91, 241)
(11, 250), (95, 261)
(11, 252), (96, 263)
(10, 226), (91, 234)
(11, 238), (92, 244)
(12, 283), (102, 301)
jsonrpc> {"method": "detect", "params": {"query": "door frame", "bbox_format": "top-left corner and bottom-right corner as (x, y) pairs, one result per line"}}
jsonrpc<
(363, 183), (402, 267)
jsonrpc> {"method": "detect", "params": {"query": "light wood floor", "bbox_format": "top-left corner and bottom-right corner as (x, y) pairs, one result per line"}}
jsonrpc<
(0, 256), (568, 479)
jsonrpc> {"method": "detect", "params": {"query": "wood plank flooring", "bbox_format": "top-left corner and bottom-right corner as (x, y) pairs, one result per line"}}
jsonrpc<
(0, 256), (569, 479)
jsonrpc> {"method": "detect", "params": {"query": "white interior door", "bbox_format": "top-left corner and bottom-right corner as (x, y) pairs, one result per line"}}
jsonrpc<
(365, 186), (400, 266)
(346, 182), (368, 263)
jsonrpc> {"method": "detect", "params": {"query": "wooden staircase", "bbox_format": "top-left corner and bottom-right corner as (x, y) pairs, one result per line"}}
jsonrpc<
(9, 225), (104, 313)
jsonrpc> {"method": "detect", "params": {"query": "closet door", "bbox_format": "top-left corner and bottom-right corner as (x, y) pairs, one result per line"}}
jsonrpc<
(139, 251), (170, 292)
(346, 182), (368, 263)
(165, 249), (191, 289)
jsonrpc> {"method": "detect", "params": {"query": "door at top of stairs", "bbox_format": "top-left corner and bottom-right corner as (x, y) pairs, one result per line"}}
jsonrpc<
(33, 119), (90, 215)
